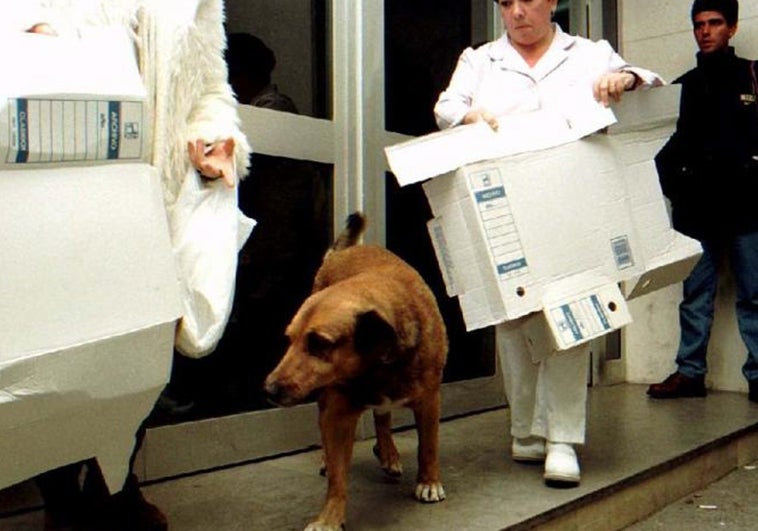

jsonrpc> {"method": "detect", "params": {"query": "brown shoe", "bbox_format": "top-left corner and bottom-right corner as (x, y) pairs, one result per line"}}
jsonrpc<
(647, 372), (706, 399)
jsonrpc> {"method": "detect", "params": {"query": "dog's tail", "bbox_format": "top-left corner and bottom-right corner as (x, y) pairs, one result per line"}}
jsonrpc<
(330, 212), (366, 252)
(312, 212), (366, 292)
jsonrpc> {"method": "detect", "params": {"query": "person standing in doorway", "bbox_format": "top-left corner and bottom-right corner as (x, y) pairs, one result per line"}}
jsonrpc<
(434, 0), (662, 487)
(648, 0), (758, 401)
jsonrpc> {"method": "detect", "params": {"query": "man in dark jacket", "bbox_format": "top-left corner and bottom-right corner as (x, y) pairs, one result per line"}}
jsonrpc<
(648, 0), (758, 400)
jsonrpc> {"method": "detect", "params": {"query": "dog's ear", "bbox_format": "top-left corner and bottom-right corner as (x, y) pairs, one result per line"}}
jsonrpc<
(354, 310), (398, 364)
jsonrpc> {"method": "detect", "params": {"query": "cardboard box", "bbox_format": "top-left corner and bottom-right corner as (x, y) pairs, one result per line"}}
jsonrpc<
(386, 86), (701, 350)
(0, 29), (150, 168)
(0, 163), (181, 492)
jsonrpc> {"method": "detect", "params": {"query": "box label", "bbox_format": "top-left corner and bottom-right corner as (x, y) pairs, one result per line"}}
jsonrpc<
(428, 218), (459, 295)
(550, 294), (612, 346)
(468, 167), (529, 280)
(5, 98), (145, 164)
(611, 235), (634, 270)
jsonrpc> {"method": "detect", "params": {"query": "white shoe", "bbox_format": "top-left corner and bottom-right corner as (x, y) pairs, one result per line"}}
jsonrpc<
(511, 436), (546, 462)
(544, 442), (580, 485)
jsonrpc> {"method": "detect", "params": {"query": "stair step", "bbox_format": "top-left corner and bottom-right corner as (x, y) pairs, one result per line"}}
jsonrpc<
(2, 384), (757, 530)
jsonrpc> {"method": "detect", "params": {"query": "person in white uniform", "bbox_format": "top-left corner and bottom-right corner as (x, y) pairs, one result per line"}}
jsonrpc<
(434, 0), (663, 486)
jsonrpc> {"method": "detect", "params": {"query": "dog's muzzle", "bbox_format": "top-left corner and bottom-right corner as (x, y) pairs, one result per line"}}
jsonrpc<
(263, 380), (297, 407)
(263, 379), (320, 407)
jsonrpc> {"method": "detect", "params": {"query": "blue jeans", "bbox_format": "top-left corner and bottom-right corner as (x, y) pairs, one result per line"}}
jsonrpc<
(676, 232), (758, 382)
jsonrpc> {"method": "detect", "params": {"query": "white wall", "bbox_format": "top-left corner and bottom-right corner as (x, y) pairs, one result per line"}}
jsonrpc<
(619, 0), (758, 391)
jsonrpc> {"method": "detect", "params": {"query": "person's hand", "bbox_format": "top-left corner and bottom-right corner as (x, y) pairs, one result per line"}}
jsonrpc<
(188, 138), (236, 187)
(593, 71), (638, 107)
(26, 23), (57, 36)
(462, 109), (499, 131)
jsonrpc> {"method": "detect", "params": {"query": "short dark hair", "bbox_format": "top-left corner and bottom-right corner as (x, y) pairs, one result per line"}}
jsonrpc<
(225, 33), (276, 83)
(691, 0), (739, 26)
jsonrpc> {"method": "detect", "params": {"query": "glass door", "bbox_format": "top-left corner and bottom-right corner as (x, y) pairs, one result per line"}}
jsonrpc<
(381, 0), (503, 431)
(138, 0), (335, 481)
(138, 0), (619, 482)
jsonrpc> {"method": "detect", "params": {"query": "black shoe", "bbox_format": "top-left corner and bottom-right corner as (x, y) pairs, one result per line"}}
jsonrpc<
(37, 463), (86, 531)
(155, 391), (195, 416)
(84, 474), (167, 531)
(749, 380), (758, 403)
(43, 508), (81, 531)
(107, 492), (168, 531)
(647, 372), (706, 399)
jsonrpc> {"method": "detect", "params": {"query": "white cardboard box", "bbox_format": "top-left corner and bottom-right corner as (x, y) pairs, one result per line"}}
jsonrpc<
(0, 29), (150, 168)
(386, 86), (701, 350)
(0, 163), (182, 492)
(0, 27), (181, 494)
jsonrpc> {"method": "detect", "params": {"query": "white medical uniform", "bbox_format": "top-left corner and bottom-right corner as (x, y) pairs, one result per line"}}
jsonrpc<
(434, 25), (662, 444)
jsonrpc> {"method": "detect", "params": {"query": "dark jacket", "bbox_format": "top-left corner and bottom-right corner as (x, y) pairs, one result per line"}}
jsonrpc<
(656, 47), (758, 241)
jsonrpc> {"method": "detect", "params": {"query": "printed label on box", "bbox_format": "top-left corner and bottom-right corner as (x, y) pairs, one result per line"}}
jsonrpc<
(428, 217), (459, 296)
(544, 283), (632, 350)
(467, 167), (529, 280)
(611, 235), (634, 270)
(550, 295), (611, 346)
(5, 98), (145, 164)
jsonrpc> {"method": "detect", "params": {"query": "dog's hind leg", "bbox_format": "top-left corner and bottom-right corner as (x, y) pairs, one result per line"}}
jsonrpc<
(412, 392), (446, 503)
(372, 410), (403, 477)
(307, 391), (362, 531)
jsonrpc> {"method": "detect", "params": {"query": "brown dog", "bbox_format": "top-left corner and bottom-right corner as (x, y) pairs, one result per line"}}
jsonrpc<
(264, 212), (448, 531)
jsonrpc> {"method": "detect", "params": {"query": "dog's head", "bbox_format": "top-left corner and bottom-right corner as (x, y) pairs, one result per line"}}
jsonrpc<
(263, 286), (417, 407)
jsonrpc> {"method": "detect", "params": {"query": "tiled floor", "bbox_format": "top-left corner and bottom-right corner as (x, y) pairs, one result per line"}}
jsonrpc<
(3, 383), (758, 530)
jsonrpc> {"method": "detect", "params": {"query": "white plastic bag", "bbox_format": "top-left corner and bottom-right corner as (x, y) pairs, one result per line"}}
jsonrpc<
(171, 169), (255, 358)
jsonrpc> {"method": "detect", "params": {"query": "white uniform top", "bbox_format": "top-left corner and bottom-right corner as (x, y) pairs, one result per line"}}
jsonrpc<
(435, 25), (663, 130)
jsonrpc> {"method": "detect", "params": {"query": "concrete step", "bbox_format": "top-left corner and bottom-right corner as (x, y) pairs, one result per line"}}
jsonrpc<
(2, 384), (758, 530)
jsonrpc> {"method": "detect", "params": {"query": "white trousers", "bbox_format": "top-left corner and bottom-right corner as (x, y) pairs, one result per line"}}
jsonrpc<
(496, 315), (590, 445)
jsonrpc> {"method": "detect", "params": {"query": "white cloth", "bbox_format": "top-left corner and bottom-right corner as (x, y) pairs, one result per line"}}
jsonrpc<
(435, 24), (663, 445)
(172, 169), (255, 357)
(496, 317), (588, 444)
(134, 0), (253, 356)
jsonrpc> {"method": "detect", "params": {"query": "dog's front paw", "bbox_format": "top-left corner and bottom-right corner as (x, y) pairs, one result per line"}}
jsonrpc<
(414, 481), (446, 503)
(304, 521), (345, 531)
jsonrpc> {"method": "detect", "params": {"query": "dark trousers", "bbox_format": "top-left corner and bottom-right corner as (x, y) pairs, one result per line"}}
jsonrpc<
(675, 233), (758, 382)
(36, 421), (148, 517)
